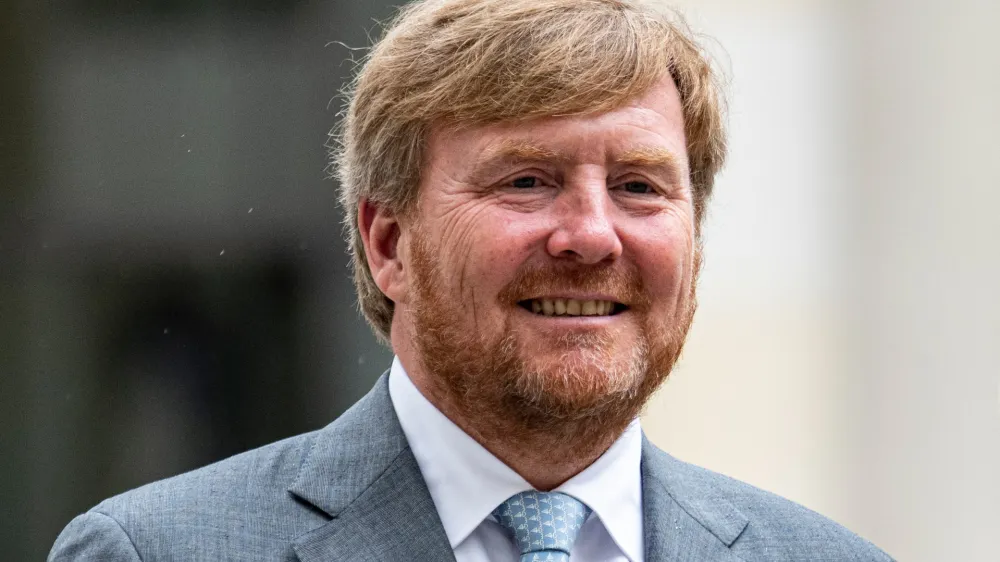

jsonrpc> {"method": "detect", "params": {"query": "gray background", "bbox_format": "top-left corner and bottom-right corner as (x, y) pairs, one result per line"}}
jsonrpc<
(2, 1), (395, 558)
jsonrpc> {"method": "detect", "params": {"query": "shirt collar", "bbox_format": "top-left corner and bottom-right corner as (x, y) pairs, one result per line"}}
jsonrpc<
(556, 417), (644, 562)
(388, 356), (644, 562)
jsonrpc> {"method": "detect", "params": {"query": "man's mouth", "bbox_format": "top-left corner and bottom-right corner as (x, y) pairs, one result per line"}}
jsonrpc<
(517, 298), (627, 317)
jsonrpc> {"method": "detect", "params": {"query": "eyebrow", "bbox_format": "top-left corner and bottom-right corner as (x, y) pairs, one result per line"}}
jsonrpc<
(467, 140), (684, 184)
(468, 140), (567, 183)
(614, 146), (683, 183)
(489, 140), (564, 162)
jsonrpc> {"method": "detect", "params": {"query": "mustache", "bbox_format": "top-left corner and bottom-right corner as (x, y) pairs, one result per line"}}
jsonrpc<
(497, 262), (650, 310)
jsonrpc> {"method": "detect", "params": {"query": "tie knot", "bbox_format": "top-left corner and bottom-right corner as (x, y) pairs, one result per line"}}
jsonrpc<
(492, 491), (591, 561)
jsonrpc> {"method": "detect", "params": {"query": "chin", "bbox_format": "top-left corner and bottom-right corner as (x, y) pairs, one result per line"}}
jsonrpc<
(510, 347), (645, 405)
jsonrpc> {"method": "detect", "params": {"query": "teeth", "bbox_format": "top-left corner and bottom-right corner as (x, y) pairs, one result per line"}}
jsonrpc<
(555, 299), (566, 315)
(528, 299), (618, 317)
(566, 299), (581, 315)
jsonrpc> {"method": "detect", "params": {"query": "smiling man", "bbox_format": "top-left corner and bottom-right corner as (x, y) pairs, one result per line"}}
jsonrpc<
(50, 1), (893, 561)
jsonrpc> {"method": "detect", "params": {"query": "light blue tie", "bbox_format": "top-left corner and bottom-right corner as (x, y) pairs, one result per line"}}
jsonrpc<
(492, 491), (592, 562)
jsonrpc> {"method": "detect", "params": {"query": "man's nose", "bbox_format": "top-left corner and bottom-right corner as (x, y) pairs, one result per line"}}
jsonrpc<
(545, 185), (624, 264)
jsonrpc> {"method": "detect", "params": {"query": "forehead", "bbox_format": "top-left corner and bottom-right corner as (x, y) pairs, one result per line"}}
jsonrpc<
(426, 75), (689, 173)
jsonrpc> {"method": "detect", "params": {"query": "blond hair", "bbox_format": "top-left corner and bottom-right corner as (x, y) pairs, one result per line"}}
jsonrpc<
(333, 0), (727, 342)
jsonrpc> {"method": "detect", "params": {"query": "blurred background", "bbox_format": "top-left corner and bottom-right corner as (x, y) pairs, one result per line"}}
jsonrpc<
(1, 0), (997, 560)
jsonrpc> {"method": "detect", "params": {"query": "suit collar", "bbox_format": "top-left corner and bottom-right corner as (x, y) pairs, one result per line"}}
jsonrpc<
(288, 373), (455, 562)
(641, 436), (749, 561)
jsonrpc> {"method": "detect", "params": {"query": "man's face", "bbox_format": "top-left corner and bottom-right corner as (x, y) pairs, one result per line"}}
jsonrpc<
(396, 76), (698, 430)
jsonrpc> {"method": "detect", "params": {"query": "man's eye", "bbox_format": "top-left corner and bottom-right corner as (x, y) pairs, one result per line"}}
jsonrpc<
(511, 176), (540, 189)
(621, 181), (654, 194)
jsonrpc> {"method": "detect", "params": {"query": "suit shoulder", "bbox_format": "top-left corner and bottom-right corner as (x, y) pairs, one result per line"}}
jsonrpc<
(49, 511), (142, 562)
(52, 377), (398, 559)
(663, 455), (894, 561)
(94, 429), (320, 517)
(62, 429), (327, 560)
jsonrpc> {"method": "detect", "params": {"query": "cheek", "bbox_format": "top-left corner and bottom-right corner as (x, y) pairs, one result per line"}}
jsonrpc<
(631, 229), (695, 298)
(439, 214), (536, 303)
(474, 209), (546, 259)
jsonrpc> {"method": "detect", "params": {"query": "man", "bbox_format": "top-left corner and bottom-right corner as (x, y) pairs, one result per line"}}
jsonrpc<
(50, 0), (893, 560)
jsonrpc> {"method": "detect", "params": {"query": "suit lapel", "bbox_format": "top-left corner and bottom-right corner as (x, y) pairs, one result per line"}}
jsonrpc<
(288, 373), (455, 562)
(291, 447), (455, 562)
(642, 438), (749, 562)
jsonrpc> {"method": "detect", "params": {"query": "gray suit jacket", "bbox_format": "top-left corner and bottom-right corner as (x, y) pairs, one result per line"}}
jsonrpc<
(50, 374), (893, 561)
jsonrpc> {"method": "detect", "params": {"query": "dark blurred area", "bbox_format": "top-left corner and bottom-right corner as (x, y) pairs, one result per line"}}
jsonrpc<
(0, 0), (395, 558)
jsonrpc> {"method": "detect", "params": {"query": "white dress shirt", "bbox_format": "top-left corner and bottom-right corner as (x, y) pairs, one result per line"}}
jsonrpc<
(388, 357), (644, 562)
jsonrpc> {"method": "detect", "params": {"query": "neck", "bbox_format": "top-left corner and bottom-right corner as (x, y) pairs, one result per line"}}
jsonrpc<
(456, 411), (630, 491)
(396, 348), (631, 490)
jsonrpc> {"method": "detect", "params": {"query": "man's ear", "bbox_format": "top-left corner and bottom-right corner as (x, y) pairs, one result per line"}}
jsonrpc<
(358, 199), (408, 304)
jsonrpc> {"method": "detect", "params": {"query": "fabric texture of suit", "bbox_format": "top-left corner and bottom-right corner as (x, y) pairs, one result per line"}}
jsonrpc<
(50, 374), (894, 561)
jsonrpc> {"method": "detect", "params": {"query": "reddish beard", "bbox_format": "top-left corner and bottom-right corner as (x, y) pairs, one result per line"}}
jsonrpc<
(406, 230), (699, 447)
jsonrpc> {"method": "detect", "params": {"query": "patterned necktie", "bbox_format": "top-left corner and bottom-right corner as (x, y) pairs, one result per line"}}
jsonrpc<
(492, 491), (592, 562)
